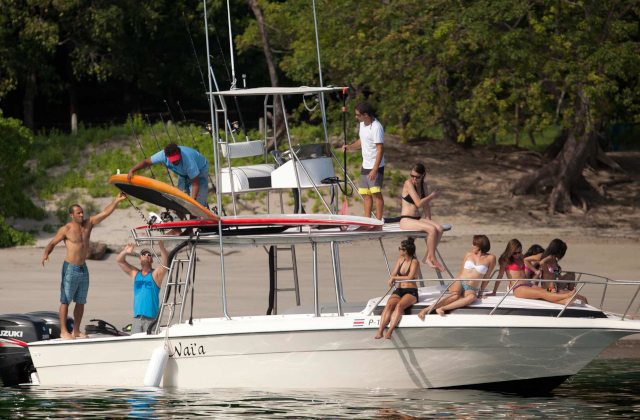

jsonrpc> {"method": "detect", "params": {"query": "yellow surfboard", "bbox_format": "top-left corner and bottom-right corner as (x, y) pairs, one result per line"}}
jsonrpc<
(109, 174), (219, 221)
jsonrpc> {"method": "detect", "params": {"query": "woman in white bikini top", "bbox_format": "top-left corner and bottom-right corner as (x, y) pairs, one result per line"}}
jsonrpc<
(418, 235), (496, 319)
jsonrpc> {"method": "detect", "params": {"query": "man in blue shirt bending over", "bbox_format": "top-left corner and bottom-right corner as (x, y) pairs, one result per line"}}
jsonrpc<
(116, 241), (168, 333)
(128, 143), (210, 209)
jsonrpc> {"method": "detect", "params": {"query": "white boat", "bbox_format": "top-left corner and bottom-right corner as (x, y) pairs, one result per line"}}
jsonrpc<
(27, 223), (640, 392)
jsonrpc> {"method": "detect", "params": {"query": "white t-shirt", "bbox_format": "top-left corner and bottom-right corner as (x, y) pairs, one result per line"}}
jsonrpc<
(359, 118), (384, 169)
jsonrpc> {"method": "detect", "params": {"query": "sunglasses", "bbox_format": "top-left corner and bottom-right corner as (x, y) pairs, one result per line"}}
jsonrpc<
(399, 247), (407, 251)
(410, 173), (423, 179)
(141, 252), (152, 258)
(514, 251), (522, 255)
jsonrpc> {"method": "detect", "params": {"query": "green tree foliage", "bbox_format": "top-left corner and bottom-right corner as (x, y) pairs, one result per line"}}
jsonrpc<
(0, 110), (45, 219)
(239, 0), (640, 211)
(0, 216), (35, 248)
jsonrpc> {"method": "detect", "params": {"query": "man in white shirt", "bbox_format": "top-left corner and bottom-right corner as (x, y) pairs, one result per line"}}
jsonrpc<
(342, 102), (384, 228)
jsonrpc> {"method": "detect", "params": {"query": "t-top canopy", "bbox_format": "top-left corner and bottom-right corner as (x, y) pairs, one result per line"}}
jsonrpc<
(208, 86), (347, 96)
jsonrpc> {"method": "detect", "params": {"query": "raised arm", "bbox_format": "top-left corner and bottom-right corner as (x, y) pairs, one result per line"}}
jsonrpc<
(524, 253), (542, 277)
(41, 227), (67, 267)
(127, 158), (153, 183)
(90, 191), (127, 226)
(405, 180), (440, 209)
(116, 243), (138, 280)
(152, 241), (169, 287)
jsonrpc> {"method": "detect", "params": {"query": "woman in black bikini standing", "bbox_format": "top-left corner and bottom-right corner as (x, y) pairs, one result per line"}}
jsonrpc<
(375, 238), (421, 339)
(399, 163), (444, 271)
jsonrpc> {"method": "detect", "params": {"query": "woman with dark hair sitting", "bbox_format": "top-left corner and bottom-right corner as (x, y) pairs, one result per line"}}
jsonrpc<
(399, 163), (444, 271)
(480, 241), (543, 296)
(375, 238), (421, 339)
(482, 240), (583, 304)
(526, 239), (587, 303)
(418, 235), (496, 318)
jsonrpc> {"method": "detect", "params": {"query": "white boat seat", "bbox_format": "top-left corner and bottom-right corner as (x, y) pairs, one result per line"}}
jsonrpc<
(221, 140), (265, 159)
(221, 163), (275, 190)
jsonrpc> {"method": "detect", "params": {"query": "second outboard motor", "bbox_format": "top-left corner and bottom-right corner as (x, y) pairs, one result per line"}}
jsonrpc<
(27, 311), (74, 339)
(0, 314), (48, 386)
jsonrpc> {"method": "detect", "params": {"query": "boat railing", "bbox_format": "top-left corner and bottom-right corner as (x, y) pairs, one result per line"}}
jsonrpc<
(393, 277), (640, 320)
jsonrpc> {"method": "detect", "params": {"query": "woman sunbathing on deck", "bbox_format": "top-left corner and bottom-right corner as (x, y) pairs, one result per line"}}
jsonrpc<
(375, 238), (421, 339)
(418, 235), (496, 318)
(481, 240), (584, 305)
(398, 163), (444, 271)
(480, 241), (543, 296)
(526, 239), (587, 302)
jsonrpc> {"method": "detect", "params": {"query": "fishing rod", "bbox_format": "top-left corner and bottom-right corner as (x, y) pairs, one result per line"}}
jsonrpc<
(183, 10), (248, 141)
(182, 12), (208, 98)
(159, 113), (183, 146)
(145, 114), (175, 187)
(176, 101), (218, 195)
(129, 119), (155, 179)
(164, 100), (186, 145)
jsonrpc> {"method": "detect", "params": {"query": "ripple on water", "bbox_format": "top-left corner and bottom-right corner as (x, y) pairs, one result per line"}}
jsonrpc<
(1, 360), (639, 419)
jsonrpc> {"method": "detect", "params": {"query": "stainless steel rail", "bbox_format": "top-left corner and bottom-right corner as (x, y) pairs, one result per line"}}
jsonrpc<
(409, 277), (640, 319)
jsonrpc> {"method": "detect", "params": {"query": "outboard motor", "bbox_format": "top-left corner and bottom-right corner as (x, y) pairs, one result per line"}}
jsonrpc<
(0, 314), (49, 386)
(27, 311), (74, 339)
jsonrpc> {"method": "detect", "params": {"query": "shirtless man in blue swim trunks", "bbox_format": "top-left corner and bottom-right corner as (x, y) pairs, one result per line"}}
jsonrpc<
(41, 192), (127, 339)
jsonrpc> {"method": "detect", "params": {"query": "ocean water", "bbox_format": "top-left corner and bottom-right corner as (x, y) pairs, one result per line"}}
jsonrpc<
(1, 360), (639, 419)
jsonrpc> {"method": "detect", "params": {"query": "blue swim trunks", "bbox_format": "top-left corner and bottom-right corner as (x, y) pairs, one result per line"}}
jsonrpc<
(178, 171), (209, 208)
(60, 261), (89, 304)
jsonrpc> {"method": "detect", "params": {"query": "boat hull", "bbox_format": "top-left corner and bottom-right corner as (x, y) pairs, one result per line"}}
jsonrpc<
(29, 317), (639, 390)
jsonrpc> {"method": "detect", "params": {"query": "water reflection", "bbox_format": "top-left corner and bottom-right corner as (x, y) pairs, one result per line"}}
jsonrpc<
(1, 361), (639, 419)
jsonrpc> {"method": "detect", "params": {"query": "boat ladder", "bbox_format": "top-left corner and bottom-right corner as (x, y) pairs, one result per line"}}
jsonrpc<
(154, 242), (197, 333)
(272, 245), (300, 314)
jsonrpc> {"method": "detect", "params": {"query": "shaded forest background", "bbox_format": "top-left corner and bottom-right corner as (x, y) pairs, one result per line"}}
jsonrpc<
(2, 0), (640, 242)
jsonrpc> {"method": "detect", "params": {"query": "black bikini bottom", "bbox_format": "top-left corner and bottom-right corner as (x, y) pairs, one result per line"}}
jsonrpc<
(392, 287), (419, 300)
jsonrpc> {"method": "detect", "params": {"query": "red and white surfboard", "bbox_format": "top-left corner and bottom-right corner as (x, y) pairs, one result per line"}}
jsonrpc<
(109, 174), (382, 229)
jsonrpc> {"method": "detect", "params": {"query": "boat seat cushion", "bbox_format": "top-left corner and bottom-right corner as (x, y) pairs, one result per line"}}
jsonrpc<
(221, 140), (265, 159)
(221, 163), (275, 190)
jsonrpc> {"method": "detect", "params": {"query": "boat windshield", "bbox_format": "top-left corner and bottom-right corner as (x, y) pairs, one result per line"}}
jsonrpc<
(293, 143), (332, 160)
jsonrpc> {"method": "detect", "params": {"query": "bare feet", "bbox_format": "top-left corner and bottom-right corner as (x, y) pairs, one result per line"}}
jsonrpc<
(73, 331), (88, 339)
(370, 225), (383, 232)
(436, 308), (445, 317)
(60, 332), (75, 340)
(417, 309), (428, 320)
(165, 228), (182, 236)
(355, 225), (372, 231)
(375, 332), (383, 339)
(384, 334), (392, 339)
(422, 256), (445, 272)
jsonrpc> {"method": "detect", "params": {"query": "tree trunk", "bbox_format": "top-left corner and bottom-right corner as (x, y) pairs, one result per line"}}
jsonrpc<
(442, 119), (458, 143)
(527, 129), (536, 146)
(545, 128), (569, 158)
(513, 104), (519, 146)
(244, 0), (279, 87)
(510, 90), (601, 213)
(23, 72), (36, 131)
